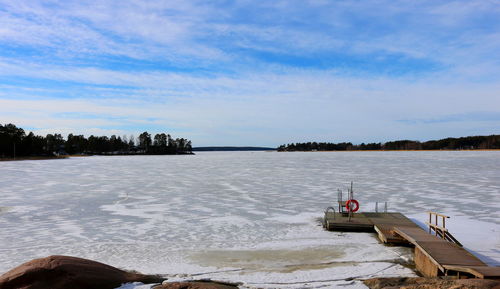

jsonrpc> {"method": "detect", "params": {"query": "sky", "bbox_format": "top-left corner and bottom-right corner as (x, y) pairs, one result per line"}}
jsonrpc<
(0, 0), (499, 147)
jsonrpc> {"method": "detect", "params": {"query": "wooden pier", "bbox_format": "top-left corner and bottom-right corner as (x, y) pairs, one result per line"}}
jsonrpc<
(323, 211), (500, 279)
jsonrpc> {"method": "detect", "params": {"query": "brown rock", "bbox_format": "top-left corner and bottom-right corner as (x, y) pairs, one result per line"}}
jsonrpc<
(153, 281), (239, 289)
(363, 277), (500, 289)
(0, 255), (164, 289)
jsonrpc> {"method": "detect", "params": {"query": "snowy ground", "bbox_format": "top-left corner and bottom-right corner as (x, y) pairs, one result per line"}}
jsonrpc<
(1, 151), (499, 288)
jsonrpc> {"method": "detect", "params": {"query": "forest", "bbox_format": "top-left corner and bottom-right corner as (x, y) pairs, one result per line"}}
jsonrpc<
(0, 123), (192, 158)
(278, 135), (500, 151)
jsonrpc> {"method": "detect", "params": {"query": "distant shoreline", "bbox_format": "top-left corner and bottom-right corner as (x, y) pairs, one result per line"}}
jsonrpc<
(192, 146), (275, 152)
(278, 149), (500, 152)
(0, 153), (195, 162)
(0, 156), (70, 162)
(2, 149), (499, 161)
(278, 135), (500, 151)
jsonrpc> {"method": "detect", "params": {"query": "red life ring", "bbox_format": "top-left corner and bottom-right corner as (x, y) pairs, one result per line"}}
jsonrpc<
(346, 199), (360, 212)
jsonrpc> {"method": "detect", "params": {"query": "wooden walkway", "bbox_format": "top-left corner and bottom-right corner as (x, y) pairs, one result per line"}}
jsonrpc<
(323, 212), (420, 243)
(323, 212), (500, 279)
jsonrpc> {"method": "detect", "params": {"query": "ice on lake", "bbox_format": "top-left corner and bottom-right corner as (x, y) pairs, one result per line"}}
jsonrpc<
(1, 151), (499, 288)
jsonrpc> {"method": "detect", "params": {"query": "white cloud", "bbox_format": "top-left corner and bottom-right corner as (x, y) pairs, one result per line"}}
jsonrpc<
(1, 0), (499, 74)
(1, 61), (499, 145)
(0, 0), (499, 145)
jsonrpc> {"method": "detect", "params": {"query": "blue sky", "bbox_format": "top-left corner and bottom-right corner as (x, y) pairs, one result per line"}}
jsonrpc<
(0, 0), (499, 146)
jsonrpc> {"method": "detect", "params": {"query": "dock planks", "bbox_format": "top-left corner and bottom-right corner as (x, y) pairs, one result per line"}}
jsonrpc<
(442, 265), (500, 279)
(324, 212), (420, 242)
(324, 211), (500, 279)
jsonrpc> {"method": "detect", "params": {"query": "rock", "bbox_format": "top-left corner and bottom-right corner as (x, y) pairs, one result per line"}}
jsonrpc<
(153, 280), (240, 289)
(363, 277), (500, 289)
(0, 255), (164, 289)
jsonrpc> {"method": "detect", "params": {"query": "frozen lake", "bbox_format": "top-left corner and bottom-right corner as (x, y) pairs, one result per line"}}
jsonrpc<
(1, 151), (499, 288)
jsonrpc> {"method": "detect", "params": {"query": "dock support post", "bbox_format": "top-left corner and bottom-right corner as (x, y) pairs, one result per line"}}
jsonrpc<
(429, 214), (432, 234)
(348, 182), (353, 222)
(415, 246), (440, 277)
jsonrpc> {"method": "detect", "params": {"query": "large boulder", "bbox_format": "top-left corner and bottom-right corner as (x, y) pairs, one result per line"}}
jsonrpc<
(0, 255), (164, 289)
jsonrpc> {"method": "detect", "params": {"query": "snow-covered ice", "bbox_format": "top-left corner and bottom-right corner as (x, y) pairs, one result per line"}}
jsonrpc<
(1, 151), (499, 288)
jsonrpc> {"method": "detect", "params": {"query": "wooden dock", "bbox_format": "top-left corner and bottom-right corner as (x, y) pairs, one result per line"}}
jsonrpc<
(323, 211), (500, 279)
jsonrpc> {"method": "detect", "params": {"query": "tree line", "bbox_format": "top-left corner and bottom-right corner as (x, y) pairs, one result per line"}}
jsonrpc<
(278, 135), (500, 151)
(0, 123), (192, 158)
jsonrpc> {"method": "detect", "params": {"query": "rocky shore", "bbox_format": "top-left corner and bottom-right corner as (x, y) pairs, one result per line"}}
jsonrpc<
(0, 256), (239, 289)
(363, 277), (500, 289)
(0, 255), (162, 289)
(1, 255), (499, 289)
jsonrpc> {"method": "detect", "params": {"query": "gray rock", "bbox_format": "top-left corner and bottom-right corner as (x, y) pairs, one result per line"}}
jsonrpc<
(0, 255), (164, 289)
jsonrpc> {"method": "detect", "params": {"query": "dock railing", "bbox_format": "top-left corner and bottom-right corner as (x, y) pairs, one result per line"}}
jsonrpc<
(426, 211), (462, 246)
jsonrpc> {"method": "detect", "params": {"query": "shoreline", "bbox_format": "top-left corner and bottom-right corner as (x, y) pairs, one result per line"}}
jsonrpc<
(0, 153), (195, 162)
(1, 255), (499, 289)
(2, 150), (499, 162)
(0, 155), (70, 162)
(278, 149), (500, 152)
